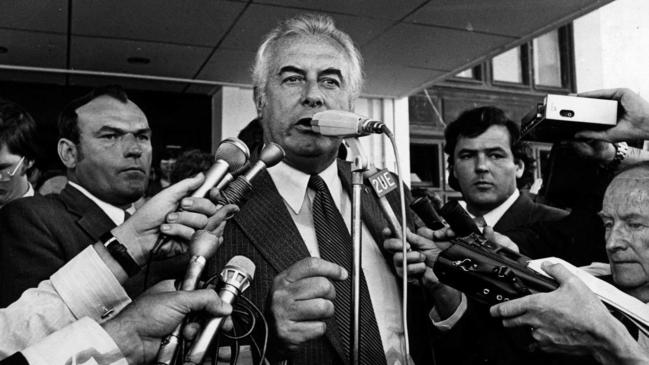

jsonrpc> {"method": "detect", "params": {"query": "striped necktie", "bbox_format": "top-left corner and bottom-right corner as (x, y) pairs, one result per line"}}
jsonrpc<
(308, 174), (387, 365)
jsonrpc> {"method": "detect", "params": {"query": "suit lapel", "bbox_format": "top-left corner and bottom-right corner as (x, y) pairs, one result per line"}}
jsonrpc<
(59, 184), (116, 241)
(231, 171), (310, 274)
(493, 193), (531, 232)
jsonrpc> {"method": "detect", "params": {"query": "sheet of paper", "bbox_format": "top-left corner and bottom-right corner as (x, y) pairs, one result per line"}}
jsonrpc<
(528, 257), (649, 331)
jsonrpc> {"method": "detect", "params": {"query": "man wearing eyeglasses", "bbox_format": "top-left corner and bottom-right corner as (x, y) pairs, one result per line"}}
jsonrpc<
(0, 99), (37, 209)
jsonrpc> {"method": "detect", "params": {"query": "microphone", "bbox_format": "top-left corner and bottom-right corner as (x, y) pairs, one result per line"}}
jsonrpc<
(215, 143), (284, 206)
(310, 110), (385, 137)
(410, 196), (446, 230)
(364, 167), (403, 239)
(155, 231), (222, 365)
(191, 137), (250, 198)
(184, 256), (256, 365)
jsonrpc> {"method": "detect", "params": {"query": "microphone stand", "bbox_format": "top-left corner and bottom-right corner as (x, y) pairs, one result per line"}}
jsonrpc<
(344, 138), (368, 365)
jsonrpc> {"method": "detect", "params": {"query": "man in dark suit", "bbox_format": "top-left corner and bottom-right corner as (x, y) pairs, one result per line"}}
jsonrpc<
(0, 98), (38, 209)
(403, 106), (571, 365)
(209, 14), (439, 365)
(0, 85), (181, 306)
(444, 106), (568, 236)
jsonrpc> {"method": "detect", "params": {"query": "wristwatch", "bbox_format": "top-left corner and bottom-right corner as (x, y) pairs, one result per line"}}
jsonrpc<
(100, 231), (141, 277)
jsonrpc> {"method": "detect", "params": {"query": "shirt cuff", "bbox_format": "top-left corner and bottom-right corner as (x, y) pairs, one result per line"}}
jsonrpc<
(21, 317), (127, 365)
(429, 293), (468, 332)
(51, 246), (131, 322)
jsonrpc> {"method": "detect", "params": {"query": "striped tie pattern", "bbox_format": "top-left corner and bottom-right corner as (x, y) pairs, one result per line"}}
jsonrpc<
(308, 175), (387, 365)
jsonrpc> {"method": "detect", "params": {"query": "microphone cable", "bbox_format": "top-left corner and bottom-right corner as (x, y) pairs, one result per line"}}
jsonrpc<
(383, 126), (411, 365)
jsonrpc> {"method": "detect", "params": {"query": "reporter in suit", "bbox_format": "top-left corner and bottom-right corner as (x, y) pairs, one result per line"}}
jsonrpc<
(0, 173), (237, 363)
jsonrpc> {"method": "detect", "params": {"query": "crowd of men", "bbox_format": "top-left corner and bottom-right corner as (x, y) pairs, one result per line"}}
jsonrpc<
(1, 12), (649, 365)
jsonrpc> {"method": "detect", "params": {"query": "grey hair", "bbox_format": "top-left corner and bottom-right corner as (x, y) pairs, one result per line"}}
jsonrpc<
(251, 13), (364, 103)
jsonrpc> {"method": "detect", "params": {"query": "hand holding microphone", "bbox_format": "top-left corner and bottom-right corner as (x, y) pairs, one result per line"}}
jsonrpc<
(184, 256), (256, 365)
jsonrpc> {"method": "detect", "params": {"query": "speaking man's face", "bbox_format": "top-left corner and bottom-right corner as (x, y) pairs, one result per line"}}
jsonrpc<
(258, 34), (353, 174)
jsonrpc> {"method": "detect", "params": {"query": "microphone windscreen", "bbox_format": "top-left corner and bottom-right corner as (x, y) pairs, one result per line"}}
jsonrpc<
(258, 143), (285, 167)
(225, 255), (256, 281)
(214, 138), (250, 172)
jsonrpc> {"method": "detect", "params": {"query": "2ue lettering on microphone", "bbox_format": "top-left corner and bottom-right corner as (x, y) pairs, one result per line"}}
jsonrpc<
(368, 169), (397, 197)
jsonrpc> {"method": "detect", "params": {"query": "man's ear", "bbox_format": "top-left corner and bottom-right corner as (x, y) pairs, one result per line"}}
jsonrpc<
(253, 87), (265, 117)
(20, 159), (35, 176)
(515, 159), (525, 179)
(58, 138), (78, 168)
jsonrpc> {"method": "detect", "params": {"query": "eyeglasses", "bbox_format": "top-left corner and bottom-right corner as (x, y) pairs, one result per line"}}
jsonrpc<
(0, 157), (25, 181)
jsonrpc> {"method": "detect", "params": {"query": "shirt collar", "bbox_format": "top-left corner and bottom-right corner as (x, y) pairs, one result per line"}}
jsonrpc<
(68, 181), (134, 225)
(267, 160), (340, 214)
(459, 189), (520, 228)
(22, 183), (34, 198)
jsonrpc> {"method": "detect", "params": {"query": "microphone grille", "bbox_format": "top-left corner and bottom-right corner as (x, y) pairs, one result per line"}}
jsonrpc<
(226, 255), (256, 280)
(214, 138), (250, 172)
(258, 143), (285, 167)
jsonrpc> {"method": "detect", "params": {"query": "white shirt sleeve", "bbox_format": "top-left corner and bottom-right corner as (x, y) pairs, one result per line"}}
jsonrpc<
(0, 246), (131, 359)
(428, 293), (468, 332)
(21, 317), (127, 365)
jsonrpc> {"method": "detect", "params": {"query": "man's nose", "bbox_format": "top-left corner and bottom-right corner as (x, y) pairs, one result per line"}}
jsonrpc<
(474, 154), (489, 172)
(123, 134), (143, 157)
(606, 222), (628, 253)
(301, 80), (324, 108)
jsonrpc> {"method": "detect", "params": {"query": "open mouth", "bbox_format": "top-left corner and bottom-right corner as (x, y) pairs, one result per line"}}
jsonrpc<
(296, 117), (313, 127)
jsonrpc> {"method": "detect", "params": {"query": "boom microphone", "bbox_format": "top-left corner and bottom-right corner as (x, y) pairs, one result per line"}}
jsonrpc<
(184, 256), (256, 365)
(191, 137), (250, 198)
(310, 110), (385, 137)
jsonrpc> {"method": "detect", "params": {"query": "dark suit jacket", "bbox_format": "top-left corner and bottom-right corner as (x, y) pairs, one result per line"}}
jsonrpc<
(434, 192), (600, 365)
(493, 192), (568, 234)
(208, 161), (435, 365)
(0, 184), (186, 307)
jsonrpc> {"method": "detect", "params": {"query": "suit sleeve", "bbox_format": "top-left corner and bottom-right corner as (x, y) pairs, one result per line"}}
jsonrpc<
(0, 200), (73, 307)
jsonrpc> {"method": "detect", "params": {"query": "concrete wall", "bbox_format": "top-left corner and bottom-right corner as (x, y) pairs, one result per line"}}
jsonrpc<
(574, 0), (649, 98)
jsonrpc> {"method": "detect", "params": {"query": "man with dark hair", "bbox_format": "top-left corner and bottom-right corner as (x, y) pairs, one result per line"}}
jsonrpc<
(0, 98), (38, 209)
(0, 85), (183, 306)
(444, 106), (567, 233)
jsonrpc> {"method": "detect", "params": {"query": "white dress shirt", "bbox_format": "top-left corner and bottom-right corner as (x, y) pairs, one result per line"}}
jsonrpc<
(459, 189), (520, 230)
(268, 160), (407, 361)
(22, 183), (34, 198)
(0, 246), (131, 364)
(68, 182), (135, 225)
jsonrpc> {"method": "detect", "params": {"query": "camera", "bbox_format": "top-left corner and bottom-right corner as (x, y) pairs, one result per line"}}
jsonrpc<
(520, 94), (618, 142)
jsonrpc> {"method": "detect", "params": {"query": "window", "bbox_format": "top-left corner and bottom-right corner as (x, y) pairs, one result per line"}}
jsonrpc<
(533, 30), (563, 87)
(410, 142), (443, 189)
(492, 47), (524, 84)
(447, 25), (574, 92)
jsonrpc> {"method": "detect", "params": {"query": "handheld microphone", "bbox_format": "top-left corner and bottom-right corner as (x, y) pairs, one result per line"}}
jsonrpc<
(439, 200), (481, 237)
(364, 167), (403, 239)
(191, 137), (250, 198)
(212, 161), (250, 194)
(184, 256), (256, 365)
(310, 110), (385, 137)
(215, 143), (284, 206)
(155, 231), (222, 365)
(410, 196), (447, 230)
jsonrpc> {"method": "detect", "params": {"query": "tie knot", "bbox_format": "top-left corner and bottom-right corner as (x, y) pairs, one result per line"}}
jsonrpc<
(308, 174), (328, 192)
